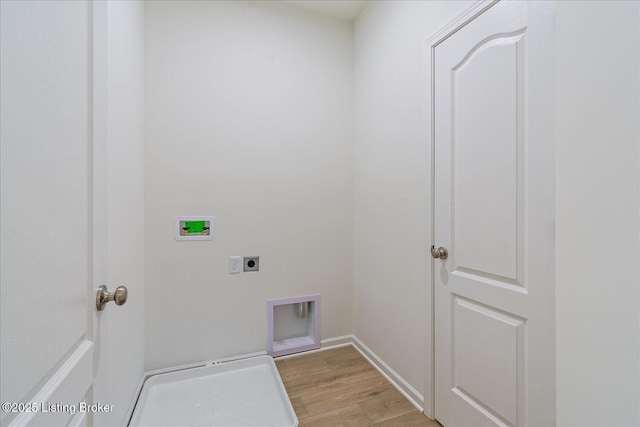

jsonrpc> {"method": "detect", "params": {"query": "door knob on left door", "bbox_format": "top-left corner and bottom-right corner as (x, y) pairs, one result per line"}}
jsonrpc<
(431, 246), (448, 260)
(96, 285), (128, 311)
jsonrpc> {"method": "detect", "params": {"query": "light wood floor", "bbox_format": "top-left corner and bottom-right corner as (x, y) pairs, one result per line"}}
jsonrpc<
(275, 346), (439, 427)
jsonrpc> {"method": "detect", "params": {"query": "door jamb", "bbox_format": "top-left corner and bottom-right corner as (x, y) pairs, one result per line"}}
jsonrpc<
(90, 1), (108, 424)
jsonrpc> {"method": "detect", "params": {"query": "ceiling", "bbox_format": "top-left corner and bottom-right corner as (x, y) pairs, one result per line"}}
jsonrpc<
(281, 0), (368, 22)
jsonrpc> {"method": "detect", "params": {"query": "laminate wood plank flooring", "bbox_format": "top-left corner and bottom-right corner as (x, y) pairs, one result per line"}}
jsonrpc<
(276, 346), (439, 427)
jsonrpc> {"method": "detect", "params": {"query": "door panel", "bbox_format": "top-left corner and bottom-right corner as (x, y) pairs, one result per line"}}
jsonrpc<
(452, 31), (524, 283)
(433, 2), (555, 426)
(0, 1), (93, 425)
(453, 296), (524, 426)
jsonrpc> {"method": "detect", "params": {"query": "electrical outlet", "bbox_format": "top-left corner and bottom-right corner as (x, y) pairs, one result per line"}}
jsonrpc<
(229, 256), (241, 274)
(243, 256), (259, 272)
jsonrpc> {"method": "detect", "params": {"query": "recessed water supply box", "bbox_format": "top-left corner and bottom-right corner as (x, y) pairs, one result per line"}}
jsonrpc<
(175, 216), (214, 241)
(267, 294), (320, 357)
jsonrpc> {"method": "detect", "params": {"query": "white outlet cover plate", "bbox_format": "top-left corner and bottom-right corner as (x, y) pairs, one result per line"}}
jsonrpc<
(229, 256), (241, 274)
(175, 216), (215, 241)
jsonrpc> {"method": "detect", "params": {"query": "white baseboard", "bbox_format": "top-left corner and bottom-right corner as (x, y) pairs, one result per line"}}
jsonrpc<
(274, 335), (353, 361)
(320, 334), (353, 348)
(351, 336), (425, 413)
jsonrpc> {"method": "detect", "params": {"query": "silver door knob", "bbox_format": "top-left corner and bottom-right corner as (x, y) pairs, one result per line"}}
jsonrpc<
(96, 285), (128, 311)
(431, 246), (448, 260)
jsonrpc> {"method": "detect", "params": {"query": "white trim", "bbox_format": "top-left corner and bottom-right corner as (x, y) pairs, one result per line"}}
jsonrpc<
(272, 345), (351, 361)
(274, 335), (354, 361)
(422, 0), (496, 420)
(320, 334), (353, 348)
(424, 0), (495, 49)
(351, 337), (425, 414)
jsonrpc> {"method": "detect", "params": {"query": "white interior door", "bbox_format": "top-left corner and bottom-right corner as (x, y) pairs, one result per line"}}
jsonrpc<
(0, 2), (142, 426)
(1, 1), (98, 425)
(432, 2), (555, 426)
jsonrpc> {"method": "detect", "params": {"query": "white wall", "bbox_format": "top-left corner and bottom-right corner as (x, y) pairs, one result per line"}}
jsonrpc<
(555, 1), (640, 425)
(353, 0), (474, 414)
(144, 0), (353, 370)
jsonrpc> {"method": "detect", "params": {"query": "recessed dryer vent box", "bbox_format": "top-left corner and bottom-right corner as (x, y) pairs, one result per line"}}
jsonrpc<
(267, 294), (320, 357)
(175, 216), (215, 241)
